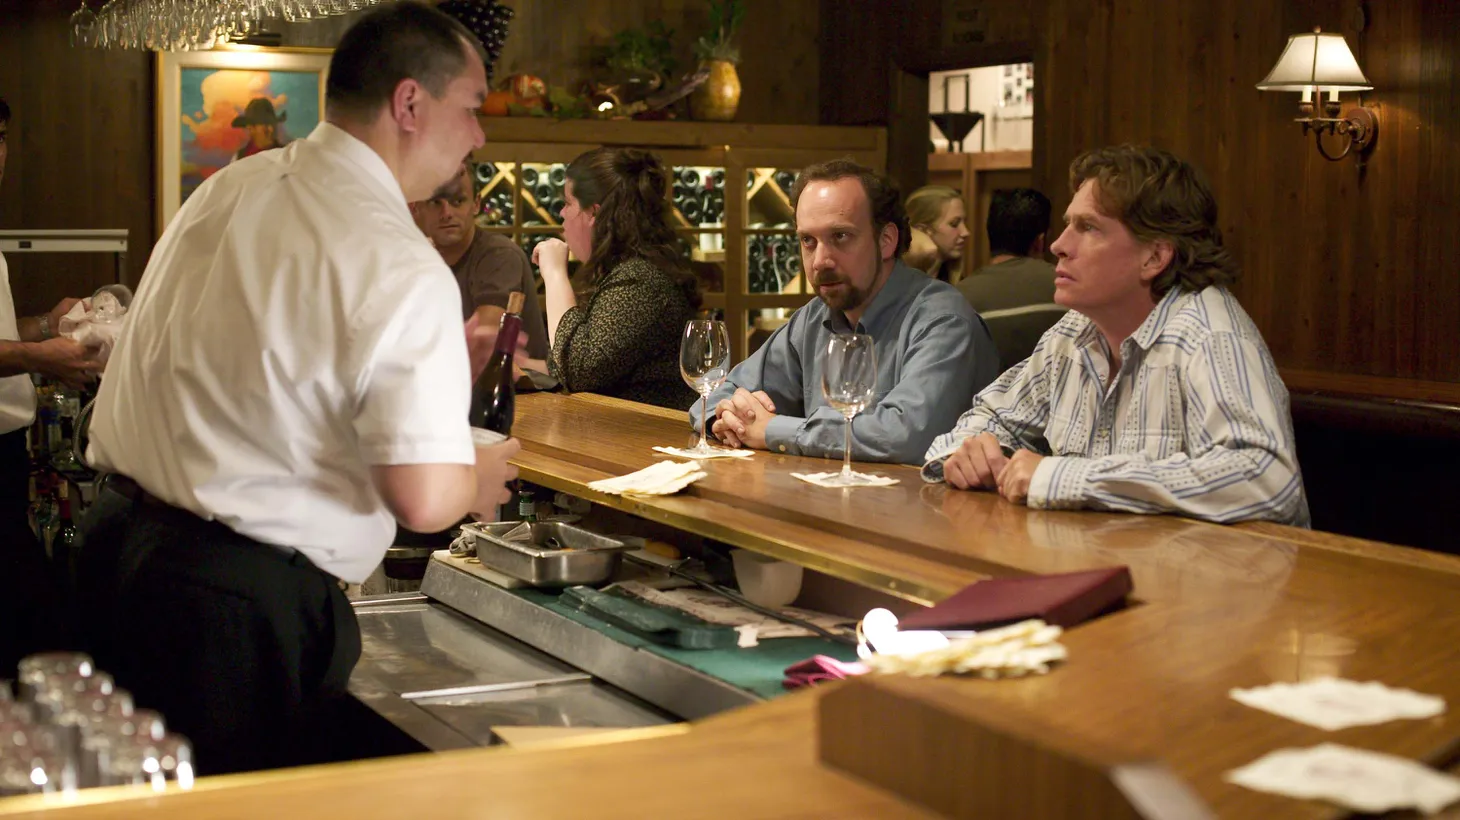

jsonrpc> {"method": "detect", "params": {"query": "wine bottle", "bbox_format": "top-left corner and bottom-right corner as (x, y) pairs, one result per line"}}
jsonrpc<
(54, 483), (80, 582)
(472, 291), (525, 436)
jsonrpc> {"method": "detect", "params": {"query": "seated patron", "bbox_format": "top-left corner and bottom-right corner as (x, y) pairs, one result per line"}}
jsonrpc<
(957, 187), (1067, 372)
(924, 145), (1309, 527)
(410, 161), (549, 362)
(693, 159), (998, 465)
(534, 147), (700, 410)
(902, 185), (969, 282)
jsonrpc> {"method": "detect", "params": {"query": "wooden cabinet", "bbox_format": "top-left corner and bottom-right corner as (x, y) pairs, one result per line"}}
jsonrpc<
(471, 119), (886, 363)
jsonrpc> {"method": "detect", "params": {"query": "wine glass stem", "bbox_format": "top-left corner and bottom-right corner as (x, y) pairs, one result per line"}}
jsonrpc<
(841, 413), (854, 478)
(699, 393), (710, 451)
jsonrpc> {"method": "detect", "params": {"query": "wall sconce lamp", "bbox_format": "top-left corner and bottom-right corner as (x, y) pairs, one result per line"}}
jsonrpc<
(1257, 27), (1378, 165)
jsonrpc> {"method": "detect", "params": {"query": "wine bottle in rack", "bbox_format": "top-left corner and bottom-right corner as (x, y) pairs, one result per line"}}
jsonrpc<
(681, 197), (702, 223)
(548, 164), (567, 187)
(774, 171), (796, 194)
(679, 168), (701, 188)
(475, 162), (496, 184)
(711, 169), (726, 189)
(533, 183), (554, 204)
(520, 167), (539, 188)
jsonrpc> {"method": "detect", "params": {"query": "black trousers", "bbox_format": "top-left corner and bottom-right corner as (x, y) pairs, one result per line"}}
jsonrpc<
(0, 427), (62, 671)
(74, 482), (362, 776)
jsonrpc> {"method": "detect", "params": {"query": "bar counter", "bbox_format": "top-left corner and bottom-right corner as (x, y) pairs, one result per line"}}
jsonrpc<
(2, 392), (1458, 818)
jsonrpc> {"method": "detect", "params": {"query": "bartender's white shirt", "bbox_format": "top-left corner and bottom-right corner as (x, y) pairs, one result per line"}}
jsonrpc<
(0, 252), (37, 435)
(88, 123), (475, 583)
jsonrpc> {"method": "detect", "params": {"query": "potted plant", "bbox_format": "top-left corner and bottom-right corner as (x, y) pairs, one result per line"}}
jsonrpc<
(690, 0), (745, 121)
(598, 21), (677, 102)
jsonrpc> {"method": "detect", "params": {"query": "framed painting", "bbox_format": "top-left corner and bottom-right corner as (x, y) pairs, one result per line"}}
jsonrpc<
(156, 47), (331, 231)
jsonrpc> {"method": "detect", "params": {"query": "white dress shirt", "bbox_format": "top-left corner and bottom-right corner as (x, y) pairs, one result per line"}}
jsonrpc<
(923, 285), (1310, 527)
(0, 252), (37, 435)
(88, 123), (475, 583)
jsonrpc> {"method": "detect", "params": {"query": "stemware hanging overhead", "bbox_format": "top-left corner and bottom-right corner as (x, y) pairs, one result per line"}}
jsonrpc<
(74, 0), (390, 51)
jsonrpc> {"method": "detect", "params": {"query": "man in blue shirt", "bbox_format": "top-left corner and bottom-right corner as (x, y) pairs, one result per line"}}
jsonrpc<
(692, 159), (998, 465)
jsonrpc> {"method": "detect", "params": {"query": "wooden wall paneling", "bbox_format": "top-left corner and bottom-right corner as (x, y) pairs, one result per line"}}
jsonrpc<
(1035, 0), (1460, 391)
(0, 2), (154, 312)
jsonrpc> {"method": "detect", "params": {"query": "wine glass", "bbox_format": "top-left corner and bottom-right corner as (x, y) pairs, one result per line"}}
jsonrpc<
(69, 1), (97, 47)
(680, 319), (730, 455)
(820, 333), (877, 486)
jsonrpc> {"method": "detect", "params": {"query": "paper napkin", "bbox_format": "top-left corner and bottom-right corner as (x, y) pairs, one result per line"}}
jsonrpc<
(587, 460), (708, 497)
(1225, 743), (1460, 815)
(651, 446), (755, 460)
(1230, 677), (1446, 731)
(791, 471), (900, 488)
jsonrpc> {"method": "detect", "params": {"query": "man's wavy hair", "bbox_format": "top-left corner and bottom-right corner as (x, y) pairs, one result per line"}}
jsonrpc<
(1069, 145), (1237, 297)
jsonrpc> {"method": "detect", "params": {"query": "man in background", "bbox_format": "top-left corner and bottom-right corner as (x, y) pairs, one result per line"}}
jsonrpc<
(0, 96), (104, 668)
(410, 160), (548, 362)
(957, 187), (1066, 373)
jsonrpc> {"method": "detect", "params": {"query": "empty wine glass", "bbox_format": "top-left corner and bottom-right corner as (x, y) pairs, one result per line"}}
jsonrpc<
(820, 333), (878, 486)
(68, 1), (97, 47)
(680, 319), (730, 455)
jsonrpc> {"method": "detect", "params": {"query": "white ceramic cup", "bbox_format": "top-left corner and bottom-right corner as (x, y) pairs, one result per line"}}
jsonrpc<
(731, 549), (804, 609)
(471, 427), (507, 447)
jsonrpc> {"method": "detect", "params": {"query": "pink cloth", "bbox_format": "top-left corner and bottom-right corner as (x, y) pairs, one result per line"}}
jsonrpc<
(782, 655), (869, 690)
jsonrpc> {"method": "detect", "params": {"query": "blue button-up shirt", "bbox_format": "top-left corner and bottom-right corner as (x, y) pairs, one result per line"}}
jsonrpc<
(691, 261), (999, 465)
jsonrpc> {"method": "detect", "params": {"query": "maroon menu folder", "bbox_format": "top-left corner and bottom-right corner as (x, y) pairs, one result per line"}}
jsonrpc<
(896, 567), (1134, 631)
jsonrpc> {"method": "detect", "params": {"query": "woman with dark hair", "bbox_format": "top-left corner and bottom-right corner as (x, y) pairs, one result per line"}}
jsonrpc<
(532, 147), (701, 409)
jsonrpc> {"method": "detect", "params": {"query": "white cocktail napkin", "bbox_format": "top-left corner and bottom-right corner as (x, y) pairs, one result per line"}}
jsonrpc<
(1230, 677), (1446, 731)
(651, 446), (755, 460)
(792, 471), (899, 488)
(1225, 743), (1460, 815)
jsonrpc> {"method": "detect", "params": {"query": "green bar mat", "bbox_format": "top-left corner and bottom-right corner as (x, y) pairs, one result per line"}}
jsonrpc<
(511, 588), (859, 700)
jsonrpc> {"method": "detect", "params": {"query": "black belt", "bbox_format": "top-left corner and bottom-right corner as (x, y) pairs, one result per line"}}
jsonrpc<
(100, 473), (325, 574)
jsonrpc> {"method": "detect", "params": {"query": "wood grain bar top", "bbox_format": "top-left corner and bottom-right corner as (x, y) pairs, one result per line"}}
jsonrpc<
(5, 393), (1456, 818)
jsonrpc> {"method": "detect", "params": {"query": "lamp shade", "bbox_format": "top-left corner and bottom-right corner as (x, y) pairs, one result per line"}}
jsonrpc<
(1256, 29), (1372, 92)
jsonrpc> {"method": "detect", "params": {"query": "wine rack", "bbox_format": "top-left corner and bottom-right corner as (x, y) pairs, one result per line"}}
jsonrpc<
(469, 118), (886, 362)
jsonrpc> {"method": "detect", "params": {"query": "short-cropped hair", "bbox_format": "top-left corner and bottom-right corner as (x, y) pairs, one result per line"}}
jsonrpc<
(1069, 145), (1237, 297)
(326, 2), (485, 121)
(986, 188), (1051, 257)
(790, 159), (910, 257)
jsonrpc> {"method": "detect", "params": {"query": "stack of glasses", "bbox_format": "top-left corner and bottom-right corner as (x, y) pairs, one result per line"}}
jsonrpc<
(0, 652), (192, 795)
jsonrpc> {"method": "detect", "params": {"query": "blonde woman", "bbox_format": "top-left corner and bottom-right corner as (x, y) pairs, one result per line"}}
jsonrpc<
(903, 186), (969, 282)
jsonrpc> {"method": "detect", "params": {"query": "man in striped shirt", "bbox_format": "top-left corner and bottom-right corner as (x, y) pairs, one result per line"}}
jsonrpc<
(923, 145), (1309, 527)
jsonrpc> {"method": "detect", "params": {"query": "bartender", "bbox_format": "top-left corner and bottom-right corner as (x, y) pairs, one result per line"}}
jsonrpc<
(0, 95), (104, 669)
(74, 3), (518, 775)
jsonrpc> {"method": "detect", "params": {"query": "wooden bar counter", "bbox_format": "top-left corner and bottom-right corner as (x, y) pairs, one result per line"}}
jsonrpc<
(4, 392), (1458, 819)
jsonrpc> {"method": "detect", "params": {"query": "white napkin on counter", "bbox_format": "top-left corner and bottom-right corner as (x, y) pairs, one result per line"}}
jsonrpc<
(1225, 743), (1460, 815)
(1230, 677), (1446, 731)
(651, 446), (754, 460)
(587, 460), (707, 497)
(865, 619), (1067, 679)
(792, 471), (900, 488)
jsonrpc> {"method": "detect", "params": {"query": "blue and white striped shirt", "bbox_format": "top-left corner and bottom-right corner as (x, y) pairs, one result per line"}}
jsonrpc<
(922, 285), (1310, 527)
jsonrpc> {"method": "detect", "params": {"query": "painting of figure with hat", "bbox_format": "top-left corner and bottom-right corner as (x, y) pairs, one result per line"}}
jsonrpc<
(176, 67), (322, 207)
(231, 97), (289, 162)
